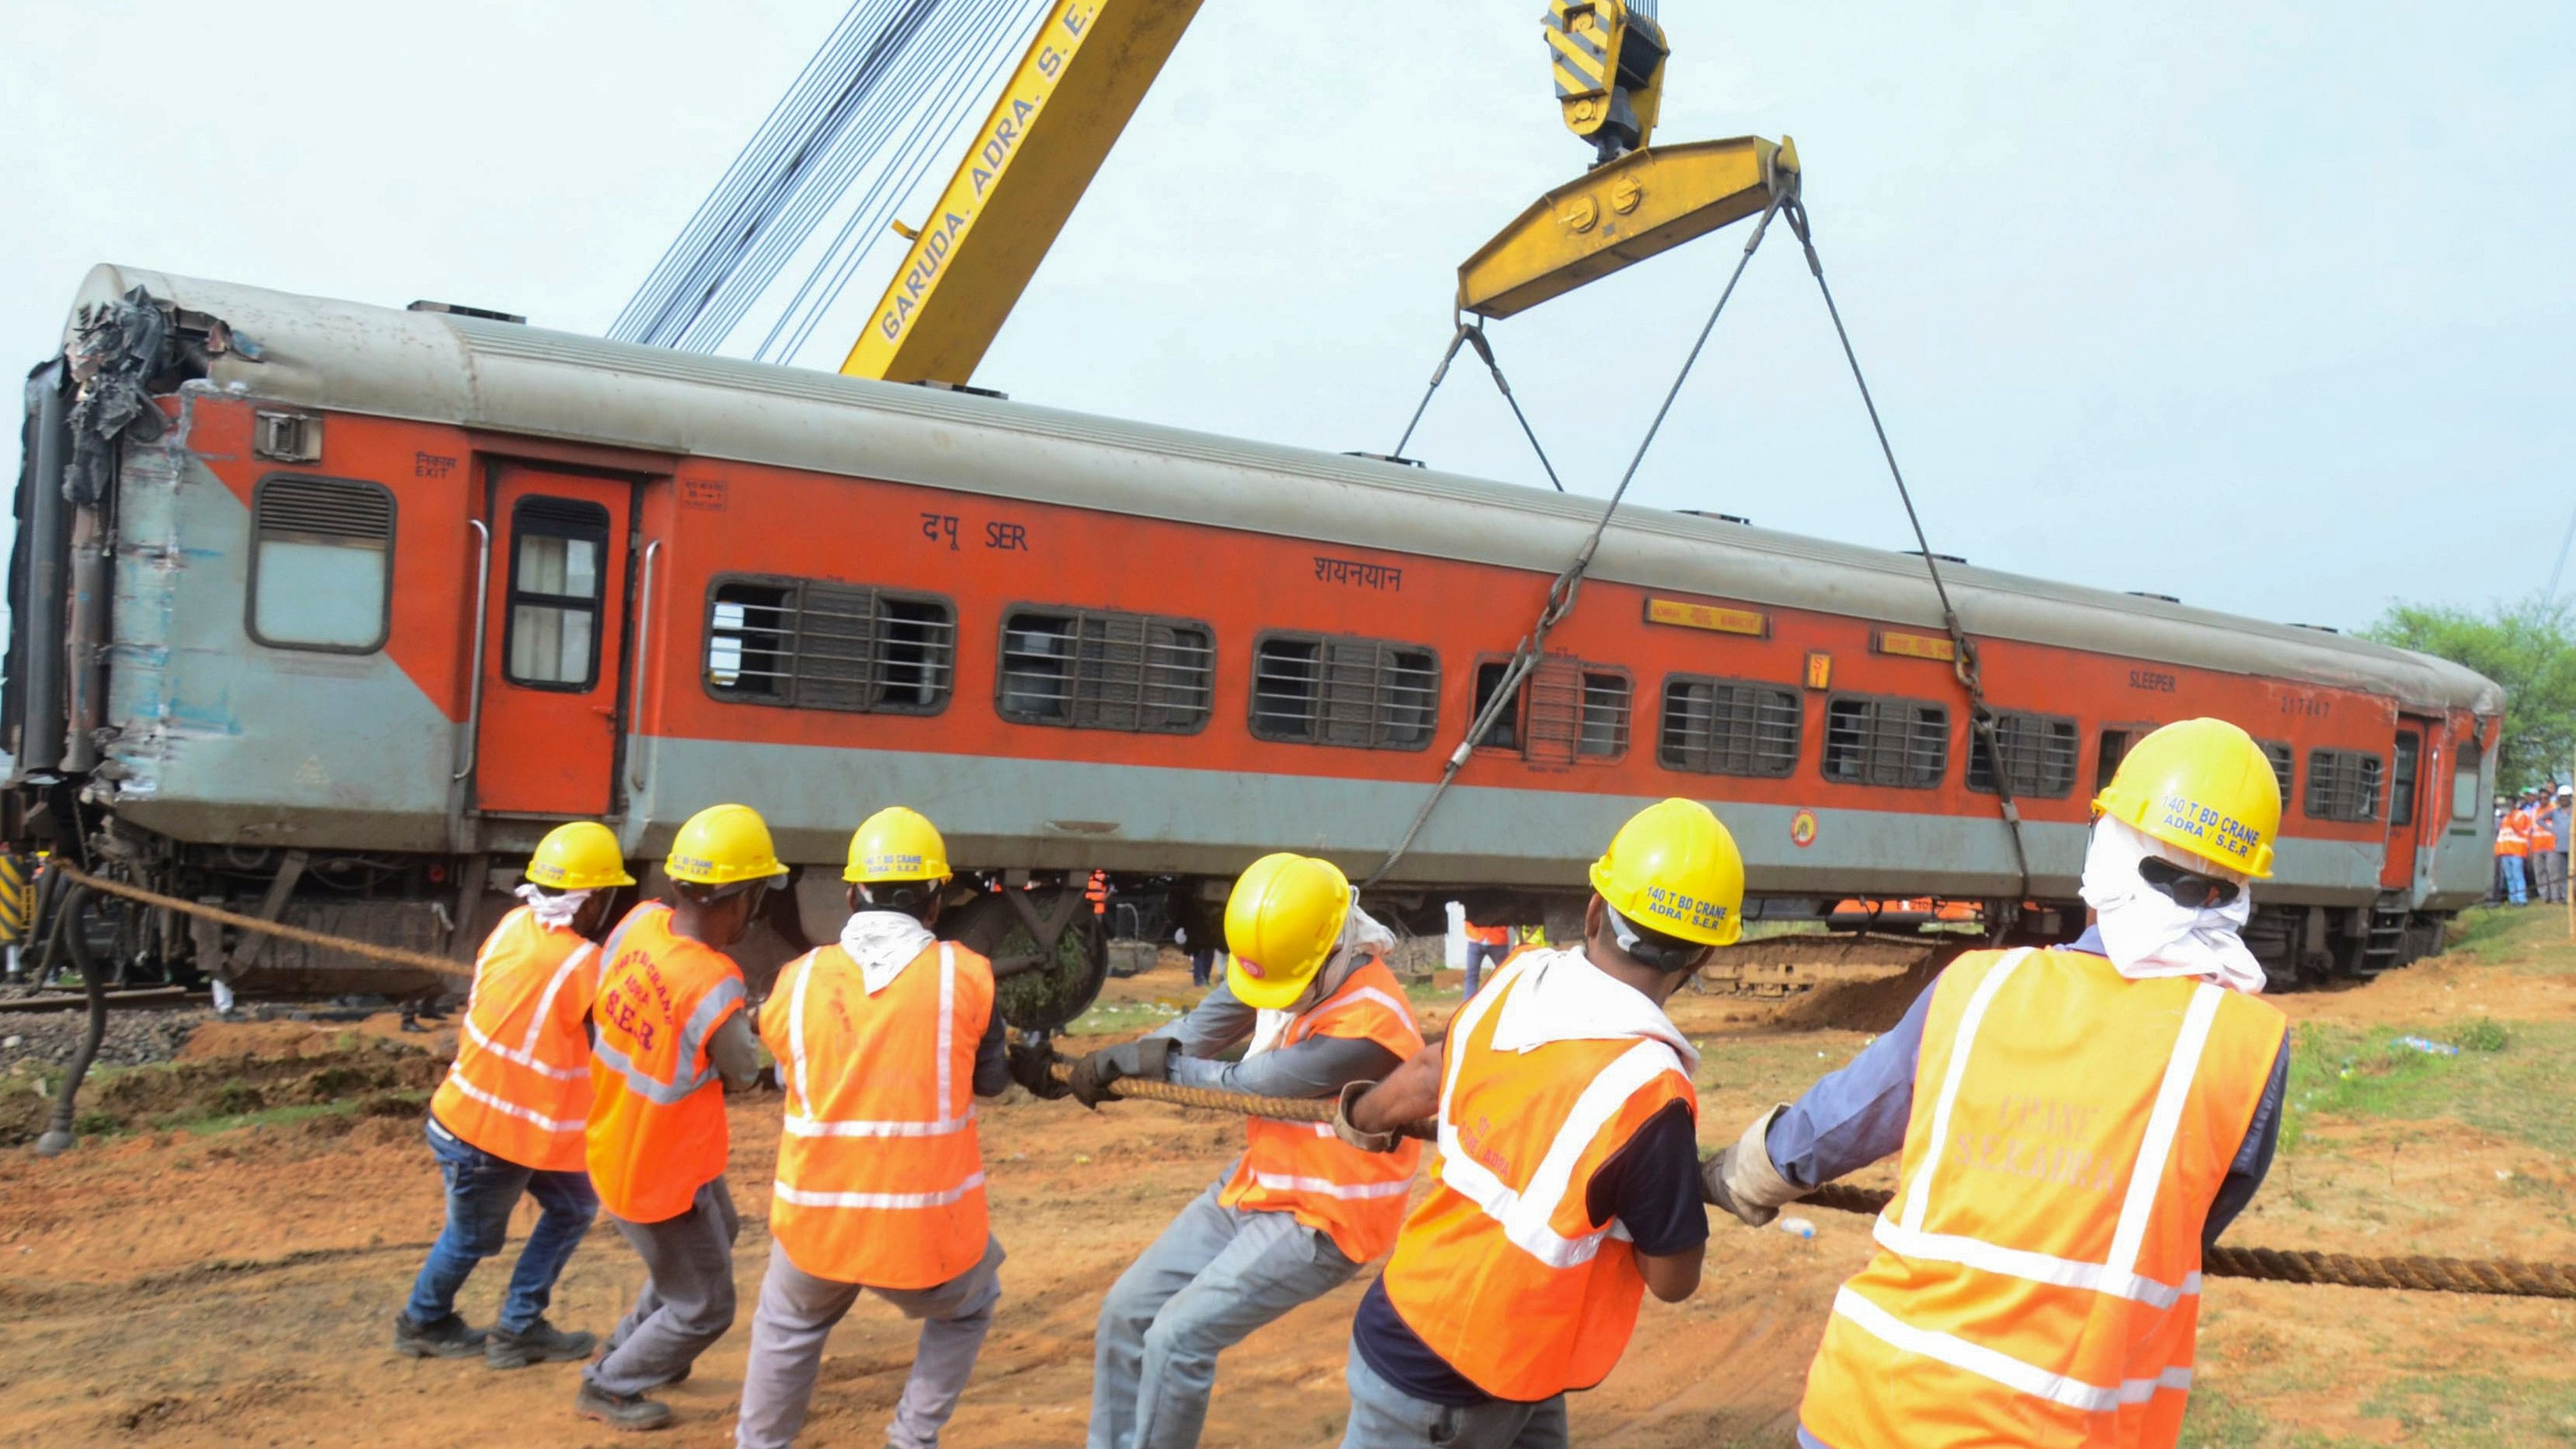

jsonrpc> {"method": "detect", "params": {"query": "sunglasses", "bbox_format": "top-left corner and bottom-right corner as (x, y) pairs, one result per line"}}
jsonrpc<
(2137, 856), (2239, 909)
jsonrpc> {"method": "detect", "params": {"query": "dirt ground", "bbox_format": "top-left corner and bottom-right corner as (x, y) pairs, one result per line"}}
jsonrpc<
(5, 919), (2575, 1448)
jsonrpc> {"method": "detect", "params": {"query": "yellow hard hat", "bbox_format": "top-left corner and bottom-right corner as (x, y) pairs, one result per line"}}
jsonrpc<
(526, 821), (635, 891)
(1589, 798), (1746, 948)
(1223, 853), (1354, 1011)
(844, 806), (954, 884)
(2093, 718), (2279, 879)
(664, 803), (790, 887)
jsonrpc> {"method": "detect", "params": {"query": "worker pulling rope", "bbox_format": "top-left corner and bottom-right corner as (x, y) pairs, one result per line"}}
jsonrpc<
(44, 866), (2576, 1300)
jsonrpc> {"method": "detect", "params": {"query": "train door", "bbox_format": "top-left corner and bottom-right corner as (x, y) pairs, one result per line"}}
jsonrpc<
(2379, 718), (2433, 889)
(472, 468), (633, 817)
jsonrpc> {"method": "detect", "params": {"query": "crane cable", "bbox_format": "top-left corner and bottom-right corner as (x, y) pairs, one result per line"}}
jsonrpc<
(1390, 320), (1564, 492)
(1364, 185), (1793, 888)
(1780, 197), (2033, 913)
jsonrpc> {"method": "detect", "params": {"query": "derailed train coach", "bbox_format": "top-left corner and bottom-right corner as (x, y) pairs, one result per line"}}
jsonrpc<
(4, 267), (2506, 1024)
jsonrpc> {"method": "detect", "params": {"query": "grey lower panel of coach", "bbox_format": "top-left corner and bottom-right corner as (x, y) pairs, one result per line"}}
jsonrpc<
(628, 736), (2390, 906)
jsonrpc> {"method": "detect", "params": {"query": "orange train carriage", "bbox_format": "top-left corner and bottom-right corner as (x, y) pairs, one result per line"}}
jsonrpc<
(3, 269), (2503, 1023)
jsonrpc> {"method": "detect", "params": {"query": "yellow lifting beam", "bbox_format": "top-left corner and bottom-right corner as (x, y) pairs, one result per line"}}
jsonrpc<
(1457, 134), (1800, 321)
(840, 0), (1205, 386)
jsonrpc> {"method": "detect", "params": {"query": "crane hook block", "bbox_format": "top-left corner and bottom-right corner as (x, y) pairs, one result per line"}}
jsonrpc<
(1455, 135), (1800, 321)
(1547, 1), (1669, 160)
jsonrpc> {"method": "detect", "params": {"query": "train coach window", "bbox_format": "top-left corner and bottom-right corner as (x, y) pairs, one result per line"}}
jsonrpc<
(1249, 633), (1438, 750)
(704, 575), (954, 714)
(1660, 675), (1800, 778)
(2389, 731), (2420, 829)
(1471, 661), (1520, 751)
(247, 475), (395, 653)
(2304, 748), (2384, 822)
(999, 608), (1213, 733)
(1822, 695), (1948, 789)
(2258, 739), (2296, 808)
(504, 498), (608, 689)
(1579, 671), (1631, 759)
(2095, 727), (2142, 797)
(1472, 656), (1625, 763)
(1967, 711), (2078, 797)
(2453, 739), (2483, 820)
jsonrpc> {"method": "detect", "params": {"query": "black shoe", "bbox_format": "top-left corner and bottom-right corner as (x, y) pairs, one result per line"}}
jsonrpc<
(487, 1318), (597, 1369)
(575, 1382), (675, 1432)
(393, 1312), (488, 1358)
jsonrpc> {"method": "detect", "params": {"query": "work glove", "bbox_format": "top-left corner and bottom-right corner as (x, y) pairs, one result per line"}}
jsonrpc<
(1007, 1042), (1072, 1101)
(1701, 1104), (1804, 1227)
(1066, 1037), (1177, 1109)
(1331, 1080), (1399, 1154)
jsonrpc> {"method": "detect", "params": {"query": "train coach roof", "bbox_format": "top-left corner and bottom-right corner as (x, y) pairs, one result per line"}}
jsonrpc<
(78, 264), (2501, 718)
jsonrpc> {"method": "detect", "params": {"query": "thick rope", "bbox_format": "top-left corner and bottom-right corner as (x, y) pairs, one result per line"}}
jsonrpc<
(1046, 1061), (1436, 1141)
(57, 865), (472, 982)
(1802, 1184), (2576, 1299)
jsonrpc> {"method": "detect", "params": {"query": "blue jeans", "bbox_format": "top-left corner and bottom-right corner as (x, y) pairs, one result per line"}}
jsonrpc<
(1463, 941), (1509, 999)
(2502, 854), (2529, 906)
(1190, 949), (1217, 988)
(403, 1113), (599, 1334)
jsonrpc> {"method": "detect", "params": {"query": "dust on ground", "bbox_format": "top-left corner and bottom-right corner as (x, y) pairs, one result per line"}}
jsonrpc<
(4, 914), (2575, 1446)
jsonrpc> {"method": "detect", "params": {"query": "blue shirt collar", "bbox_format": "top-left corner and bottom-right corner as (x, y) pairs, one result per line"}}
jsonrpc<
(2067, 923), (2107, 957)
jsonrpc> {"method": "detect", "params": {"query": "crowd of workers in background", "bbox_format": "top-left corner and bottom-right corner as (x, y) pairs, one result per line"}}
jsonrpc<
(2493, 783), (2572, 905)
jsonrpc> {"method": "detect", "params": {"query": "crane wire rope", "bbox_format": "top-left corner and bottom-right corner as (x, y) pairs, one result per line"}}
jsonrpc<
(613, 0), (1035, 356)
(610, 0), (909, 342)
(1363, 187), (1792, 888)
(1390, 321), (1565, 491)
(678, 0), (1014, 353)
(763, 0), (1053, 363)
(1781, 197), (2033, 910)
(614, 0), (935, 347)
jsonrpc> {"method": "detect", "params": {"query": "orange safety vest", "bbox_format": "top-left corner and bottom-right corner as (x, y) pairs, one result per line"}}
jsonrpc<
(1217, 958), (1425, 1262)
(2531, 814), (2558, 852)
(1463, 924), (1511, 947)
(1799, 947), (2286, 1449)
(429, 906), (601, 1172)
(586, 902), (747, 1224)
(1378, 955), (1697, 1402)
(2498, 810), (2531, 857)
(761, 938), (996, 1290)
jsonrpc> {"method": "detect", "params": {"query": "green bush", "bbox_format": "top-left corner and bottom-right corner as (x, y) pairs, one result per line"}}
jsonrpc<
(206, 1080), (264, 1116)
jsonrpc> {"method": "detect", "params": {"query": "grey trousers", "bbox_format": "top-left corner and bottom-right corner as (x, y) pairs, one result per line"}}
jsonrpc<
(587, 1176), (742, 1397)
(1339, 1339), (1569, 1449)
(736, 1235), (1006, 1449)
(1089, 1174), (1363, 1449)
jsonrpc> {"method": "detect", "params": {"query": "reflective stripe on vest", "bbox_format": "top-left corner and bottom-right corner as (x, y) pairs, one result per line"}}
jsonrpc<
(429, 908), (599, 1170)
(1799, 947), (2284, 1449)
(762, 939), (993, 1289)
(1379, 954), (1696, 1401)
(1218, 961), (1424, 1261)
(586, 903), (745, 1223)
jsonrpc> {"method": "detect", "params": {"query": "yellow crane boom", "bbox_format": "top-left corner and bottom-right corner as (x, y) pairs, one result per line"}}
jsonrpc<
(840, 0), (1204, 386)
(841, 0), (1795, 388)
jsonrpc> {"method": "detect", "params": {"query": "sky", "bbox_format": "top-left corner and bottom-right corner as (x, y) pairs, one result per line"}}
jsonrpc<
(5, 0), (2571, 631)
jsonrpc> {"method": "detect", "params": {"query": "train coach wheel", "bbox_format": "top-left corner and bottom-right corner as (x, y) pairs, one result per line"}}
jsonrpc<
(952, 890), (1108, 1035)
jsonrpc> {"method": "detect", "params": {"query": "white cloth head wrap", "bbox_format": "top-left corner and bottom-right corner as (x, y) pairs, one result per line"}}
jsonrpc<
(2078, 815), (2266, 994)
(1247, 902), (1398, 1055)
(839, 910), (938, 996)
(515, 883), (594, 932)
